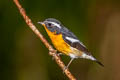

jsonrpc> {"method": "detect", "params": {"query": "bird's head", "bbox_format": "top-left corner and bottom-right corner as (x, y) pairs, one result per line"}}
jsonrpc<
(38, 18), (62, 34)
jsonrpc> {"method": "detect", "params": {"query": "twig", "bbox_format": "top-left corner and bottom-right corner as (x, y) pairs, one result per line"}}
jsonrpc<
(13, 0), (76, 80)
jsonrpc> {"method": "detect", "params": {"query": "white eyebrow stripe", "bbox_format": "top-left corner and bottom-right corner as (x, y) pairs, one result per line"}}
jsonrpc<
(65, 37), (86, 47)
(49, 22), (61, 29)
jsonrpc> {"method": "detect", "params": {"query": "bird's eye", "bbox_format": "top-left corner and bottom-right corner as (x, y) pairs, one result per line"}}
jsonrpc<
(48, 23), (52, 26)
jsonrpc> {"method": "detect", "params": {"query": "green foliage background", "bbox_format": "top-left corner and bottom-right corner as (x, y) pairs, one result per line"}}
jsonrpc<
(0, 0), (120, 80)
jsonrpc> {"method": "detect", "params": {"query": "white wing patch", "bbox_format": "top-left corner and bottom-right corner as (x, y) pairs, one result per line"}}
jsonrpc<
(66, 37), (79, 43)
(49, 21), (61, 29)
(80, 53), (96, 61)
(65, 37), (86, 47)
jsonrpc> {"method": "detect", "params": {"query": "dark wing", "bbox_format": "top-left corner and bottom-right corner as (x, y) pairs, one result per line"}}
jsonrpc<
(61, 27), (90, 55)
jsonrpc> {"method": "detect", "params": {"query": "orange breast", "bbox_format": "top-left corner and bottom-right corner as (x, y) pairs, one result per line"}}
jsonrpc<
(44, 26), (72, 55)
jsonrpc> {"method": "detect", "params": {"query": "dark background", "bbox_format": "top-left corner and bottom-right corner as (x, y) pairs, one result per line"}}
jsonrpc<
(0, 0), (120, 80)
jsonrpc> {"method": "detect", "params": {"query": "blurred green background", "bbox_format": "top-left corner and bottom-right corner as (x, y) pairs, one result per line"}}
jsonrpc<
(1, 0), (120, 80)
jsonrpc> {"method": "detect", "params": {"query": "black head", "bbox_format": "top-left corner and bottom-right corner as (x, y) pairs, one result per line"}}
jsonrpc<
(38, 18), (62, 34)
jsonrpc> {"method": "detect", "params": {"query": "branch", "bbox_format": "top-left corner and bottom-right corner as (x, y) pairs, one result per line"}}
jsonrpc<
(13, 0), (76, 80)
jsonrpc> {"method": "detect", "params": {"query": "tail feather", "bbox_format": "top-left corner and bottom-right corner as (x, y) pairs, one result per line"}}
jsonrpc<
(95, 60), (104, 67)
(80, 53), (104, 67)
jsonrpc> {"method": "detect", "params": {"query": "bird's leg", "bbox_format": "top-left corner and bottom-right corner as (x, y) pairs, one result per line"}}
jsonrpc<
(63, 58), (74, 72)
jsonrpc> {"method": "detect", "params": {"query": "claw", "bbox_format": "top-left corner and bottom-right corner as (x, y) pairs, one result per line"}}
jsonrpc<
(57, 53), (62, 56)
(52, 53), (57, 60)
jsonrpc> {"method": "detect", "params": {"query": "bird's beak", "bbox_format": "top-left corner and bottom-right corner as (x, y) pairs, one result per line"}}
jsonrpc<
(38, 21), (46, 27)
(38, 22), (45, 26)
(38, 22), (44, 25)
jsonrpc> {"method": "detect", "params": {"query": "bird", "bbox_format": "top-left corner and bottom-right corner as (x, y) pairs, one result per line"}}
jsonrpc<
(38, 18), (104, 70)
